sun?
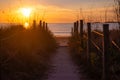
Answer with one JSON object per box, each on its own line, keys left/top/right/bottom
{"left": 24, "top": 22, "right": 29, "bottom": 29}
{"left": 20, "top": 8, "right": 32, "bottom": 17}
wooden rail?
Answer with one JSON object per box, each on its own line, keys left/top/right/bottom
{"left": 72, "top": 20, "right": 120, "bottom": 80}
{"left": 92, "top": 30, "right": 120, "bottom": 51}
{"left": 92, "top": 30, "right": 120, "bottom": 52}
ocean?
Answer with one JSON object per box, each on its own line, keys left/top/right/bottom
{"left": 0, "top": 23, "right": 119, "bottom": 37}
{"left": 48, "top": 23, "right": 119, "bottom": 37}
{"left": 48, "top": 23, "right": 73, "bottom": 37}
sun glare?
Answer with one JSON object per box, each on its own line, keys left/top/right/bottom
{"left": 24, "top": 22, "right": 29, "bottom": 29}
{"left": 20, "top": 8, "right": 32, "bottom": 17}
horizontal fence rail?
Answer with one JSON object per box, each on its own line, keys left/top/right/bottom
{"left": 90, "top": 40, "right": 103, "bottom": 55}
{"left": 92, "top": 30, "right": 104, "bottom": 37}
{"left": 112, "top": 40, "right": 120, "bottom": 52}
{"left": 72, "top": 20, "right": 120, "bottom": 80}
{"left": 92, "top": 30, "right": 120, "bottom": 52}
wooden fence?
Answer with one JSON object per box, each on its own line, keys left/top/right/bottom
{"left": 72, "top": 20, "right": 120, "bottom": 80}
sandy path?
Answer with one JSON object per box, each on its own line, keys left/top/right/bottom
{"left": 44, "top": 37, "right": 91, "bottom": 80}
{"left": 46, "top": 47, "right": 80, "bottom": 80}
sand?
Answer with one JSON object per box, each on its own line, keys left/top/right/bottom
{"left": 55, "top": 36, "right": 70, "bottom": 47}
{"left": 46, "top": 47, "right": 80, "bottom": 80}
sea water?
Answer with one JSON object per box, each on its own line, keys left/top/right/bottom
{"left": 48, "top": 23, "right": 73, "bottom": 37}
{"left": 0, "top": 23, "right": 119, "bottom": 37}
{"left": 48, "top": 23, "right": 119, "bottom": 37}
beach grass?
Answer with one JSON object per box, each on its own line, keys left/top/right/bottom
{"left": 68, "top": 29, "right": 120, "bottom": 80}
{"left": 0, "top": 25, "right": 57, "bottom": 80}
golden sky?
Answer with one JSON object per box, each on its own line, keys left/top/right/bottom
{"left": 0, "top": 0, "right": 115, "bottom": 23}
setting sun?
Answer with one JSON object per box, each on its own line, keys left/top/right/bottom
{"left": 20, "top": 8, "right": 32, "bottom": 17}
{"left": 24, "top": 22, "right": 29, "bottom": 29}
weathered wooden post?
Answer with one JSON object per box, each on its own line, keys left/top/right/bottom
{"left": 87, "top": 23, "right": 91, "bottom": 65}
{"left": 102, "top": 24, "right": 110, "bottom": 80}
{"left": 73, "top": 22, "right": 76, "bottom": 37}
{"left": 33, "top": 20, "right": 36, "bottom": 29}
{"left": 73, "top": 21, "right": 78, "bottom": 39}
{"left": 0, "top": 39, "right": 1, "bottom": 49}
{"left": 39, "top": 20, "right": 42, "bottom": 28}
{"left": 43, "top": 21, "right": 45, "bottom": 30}
{"left": 71, "top": 27, "right": 74, "bottom": 36}
{"left": 76, "top": 21, "right": 79, "bottom": 36}
{"left": 46, "top": 23, "right": 48, "bottom": 31}
{"left": 80, "top": 20, "right": 84, "bottom": 48}
{"left": 74, "top": 21, "right": 79, "bottom": 38}
{"left": 74, "top": 22, "right": 76, "bottom": 34}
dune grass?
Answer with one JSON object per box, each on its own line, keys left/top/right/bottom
{"left": 0, "top": 25, "right": 57, "bottom": 80}
{"left": 68, "top": 29, "right": 120, "bottom": 80}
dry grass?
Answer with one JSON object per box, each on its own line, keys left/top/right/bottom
{"left": 68, "top": 29, "right": 120, "bottom": 80}
{"left": 0, "top": 25, "right": 57, "bottom": 80}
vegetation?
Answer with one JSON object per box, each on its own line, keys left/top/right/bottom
{"left": 114, "top": 0, "right": 120, "bottom": 29}
{"left": 0, "top": 24, "right": 57, "bottom": 80}
{"left": 68, "top": 27, "right": 120, "bottom": 80}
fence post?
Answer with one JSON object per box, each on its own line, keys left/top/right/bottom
{"left": 73, "top": 21, "right": 79, "bottom": 39}
{"left": 102, "top": 24, "right": 110, "bottom": 80}
{"left": 74, "top": 22, "right": 77, "bottom": 36}
{"left": 76, "top": 21, "right": 79, "bottom": 35}
{"left": 33, "top": 20, "right": 36, "bottom": 29}
{"left": 76, "top": 21, "right": 79, "bottom": 38}
{"left": 87, "top": 23, "right": 91, "bottom": 65}
{"left": 71, "top": 27, "right": 74, "bottom": 36}
{"left": 43, "top": 21, "right": 45, "bottom": 30}
{"left": 0, "top": 39, "right": 1, "bottom": 49}
{"left": 39, "top": 20, "right": 42, "bottom": 28}
{"left": 74, "top": 22, "right": 76, "bottom": 33}
{"left": 46, "top": 23, "right": 48, "bottom": 31}
{"left": 80, "top": 20, "right": 83, "bottom": 48}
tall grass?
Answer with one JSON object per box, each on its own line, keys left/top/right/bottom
{"left": 68, "top": 29, "right": 120, "bottom": 80}
{"left": 0, "top": 25, "right": 57, "bottom": 80}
